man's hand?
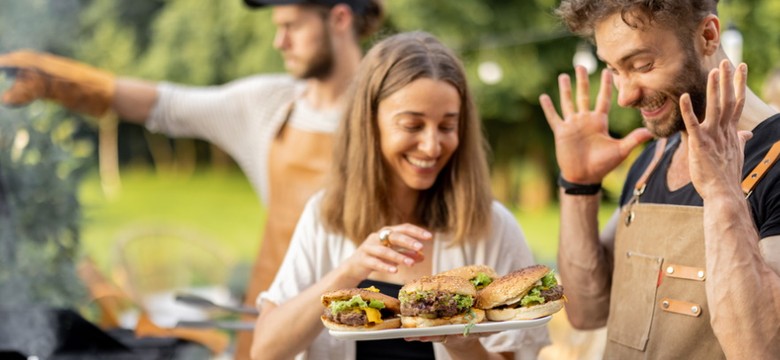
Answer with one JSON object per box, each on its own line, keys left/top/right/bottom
{"left": 539, "top": 66, "right": 653, "bottom": 184}
{"left": 680, "top": 60, "right": 751, "bottom": 200}
{"left": 0, "top": 50, "right": 115, "bottom": 117}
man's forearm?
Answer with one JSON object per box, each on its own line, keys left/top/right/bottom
{"left": 704, "top": 195, "right": 780, "bottom": 359}
{"left": 113, "top": 78, "right": 159, "bottom": 124}
{"left": 557, "top": 189, "right": 613, "bottom": 329}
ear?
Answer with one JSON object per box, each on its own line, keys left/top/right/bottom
{"left": 699, "top": 14, "right": 721, "bottom": 56}
{"left": 328, "top": 3, "right": 354, "bottom": 35}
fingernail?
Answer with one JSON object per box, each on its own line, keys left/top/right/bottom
{"left": 404, "top": 258, "right": 414, "bottom": 266}
{"left": 423, "top": 231, "right": 432, "bottom": 238}
{"left": 414, "top": 242, "right": 423, "bottom": 250}
{"left": 389, "top": 266, "right": 397, "bottom": 273}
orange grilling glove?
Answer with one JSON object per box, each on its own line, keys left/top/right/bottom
{"left": 0, "top": 50, "right": 115, "bottom": 117}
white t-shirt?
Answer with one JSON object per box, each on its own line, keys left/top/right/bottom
{"left": 259, "top": 192, "right": 551, "bottom": 360}
{"left": 145, "top": 74, "right": 342, "bottom": 205}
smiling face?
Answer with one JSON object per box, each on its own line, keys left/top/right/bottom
{"left": 377, "top": 78, "right": 461, "bottom": 197}
{"left": 595, "top": 12, "right": 708, "bottom": 137}
{"left": 272, "top": 5, "right": 334, "bottom": 79}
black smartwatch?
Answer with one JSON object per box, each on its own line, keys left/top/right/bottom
{"left": 558, "top": 175, "right": 602, "bottom": 195}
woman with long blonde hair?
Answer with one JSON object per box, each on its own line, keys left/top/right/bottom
{"left": 251, "top": 31, "right": 549, "bottom": 360}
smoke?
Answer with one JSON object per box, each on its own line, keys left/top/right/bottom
{"left": 0, "top": 1, "right": 93, "bottom": 355}
{"left": 0, "top": 0, "right": 84, "bottom": 53}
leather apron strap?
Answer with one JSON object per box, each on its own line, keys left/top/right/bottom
{"left": 741, "top": 140, "right": 780, "bottom": 198}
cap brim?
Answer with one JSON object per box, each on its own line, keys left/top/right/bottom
{"left": 243, "top": 0, "right": 305, "bottom": 8}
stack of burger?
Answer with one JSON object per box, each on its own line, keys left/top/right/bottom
{"left": 319, "top": 264, "right": 565, "bottom": 332}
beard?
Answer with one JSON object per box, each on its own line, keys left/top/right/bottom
{"left": 639, "top": 51, "right": 708, "bottom": 138}
{"left": 290, "top": 26, "right": 335, "bottom": 80}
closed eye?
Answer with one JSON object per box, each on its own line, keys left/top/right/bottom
{"left": 635, "top": 62, "right": 653, "bottom": 72}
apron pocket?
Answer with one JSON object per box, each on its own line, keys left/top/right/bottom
{"left": 607, "top": 251, "right": 663, "bottom": 351}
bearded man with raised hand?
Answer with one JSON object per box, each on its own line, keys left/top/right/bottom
{"left": 540, "top": 0, "right": 780, "bottom": 358}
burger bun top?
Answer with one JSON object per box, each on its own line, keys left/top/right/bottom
{"left": 400, "top": 275, "right": 476, "bottom": 297}
{"left": 437, "top": 265, "right": 498, "bottom": 281}
{"left": 477, "top": 264, "right": 550, "bottom": 309}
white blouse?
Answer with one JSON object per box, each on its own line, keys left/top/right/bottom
{"left": 259, "top": 192, "right": 551, "bottom": 360}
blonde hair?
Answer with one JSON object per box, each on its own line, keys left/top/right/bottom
{"left": 320, "top": 31, "right": 493, "bottom": 245}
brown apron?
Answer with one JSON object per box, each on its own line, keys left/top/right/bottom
{"left": 604, "top": 138, "right": 780, "bottom": 359}
{"left": 235, "top": 104, "right": 334, "bottom": 359}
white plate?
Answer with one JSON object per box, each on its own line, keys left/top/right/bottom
{"left": 329, "top": 316, "right": 551, "bottom": 341}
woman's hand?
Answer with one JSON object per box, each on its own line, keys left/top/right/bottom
{"left": 406, "top": 333, "right": 510, "bottom": 360}
{"left": 539, "top": 66, "right": 653, "bottom": 184}
{"left": 338, "top": 223, "right": 432, "bottom": 283}
{"left": 405, "top": 332, "right": 495, "bottom": 345}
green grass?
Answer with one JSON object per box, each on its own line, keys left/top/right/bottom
{"left": 515, "top": 204, "right": 617, "bottom": 266}
{"left": 78, "top": 167, "right": 265, "bottom": 273}
{"left": 78, "top": 168, "right": 617, "bottom": 273}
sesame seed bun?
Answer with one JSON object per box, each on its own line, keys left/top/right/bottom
{"left": 476, "top": 265, "right": 550, "bottom": 309}
{"left": 400, "top": 275, "right": 476, "bottom": 297}
{"left": 437, "top": 265, "right": 498, "bottom": 282}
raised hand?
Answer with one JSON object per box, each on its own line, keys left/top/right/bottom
{"left": 539, "top": 66, "right": 653, "bottom": 184}
{"left": 680, "top": 60, "right": 751, "bottom": 200}
{"left": 338, "top": 223, "right": 431, "bottom": 283}
{"left": 0, "top": 50, "right": 115, "bottom": 117}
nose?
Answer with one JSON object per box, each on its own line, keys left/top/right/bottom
{"left": 273, "top": 28, "right": 289, "bottom": 50}
{"left": 419, "top": 129, "right": 441, "bottom": 157}
{"left": 615, "top": 74, "right": 641, "bottom": 108}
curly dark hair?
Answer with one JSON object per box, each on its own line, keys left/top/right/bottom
{"left": 555, "top": 0, "right": 719, "bottom": 40}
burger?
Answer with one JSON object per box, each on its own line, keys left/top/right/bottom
{"left": 320, "top": 287, "right": 401, "bottom": 331}
{"left": 437, "top": 265, "right": 498, "bottom": 290}
{"left": 398, "top": 275, "right": 485, "bottom": 328}
{"left": 476, "top": 264, "right": 565, "bottom": 321}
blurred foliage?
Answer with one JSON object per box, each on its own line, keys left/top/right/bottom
{"left": 0, "top": 1, "right": 98, "bottom": 306}
{"left": 0, "top": 102, "right": 92, "bottom": 306}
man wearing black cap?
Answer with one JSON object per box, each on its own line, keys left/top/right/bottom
{"left": 0, "top": 1, "right": 384, "bottom": 359}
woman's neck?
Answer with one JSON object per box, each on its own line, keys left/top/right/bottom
{"left": 390, "top": 186, "right": 420, "bottom": 224}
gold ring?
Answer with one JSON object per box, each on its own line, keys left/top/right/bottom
{"left": 378, "top": 228, "right": 392, "bottom": 247}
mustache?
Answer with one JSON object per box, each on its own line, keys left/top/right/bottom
{"left": 631, "top": 92, "right": 673, "bottom": 110}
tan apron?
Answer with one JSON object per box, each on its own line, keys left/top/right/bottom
{"left": 604, "top": 138, "right": 780, "bottom": 359}
{"left": 235, "top": 104, "right": 334, "bottom": 359}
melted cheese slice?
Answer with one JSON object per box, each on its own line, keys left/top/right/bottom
{"left": 363, "top": 307, "right": 383, "bottom": 324}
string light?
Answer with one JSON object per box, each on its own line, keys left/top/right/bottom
{"left": 478, "top": 61, "right": 503, "bottom": 85}
{"left": 572, "top": 41, "right": 598, "bottom": 74}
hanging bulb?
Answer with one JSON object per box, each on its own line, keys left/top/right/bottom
{"left": 478, "top": 61, "right": 503, "bottom": 85}
{"left": 572, "top": 41, "right": 597, "bottom": 74}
